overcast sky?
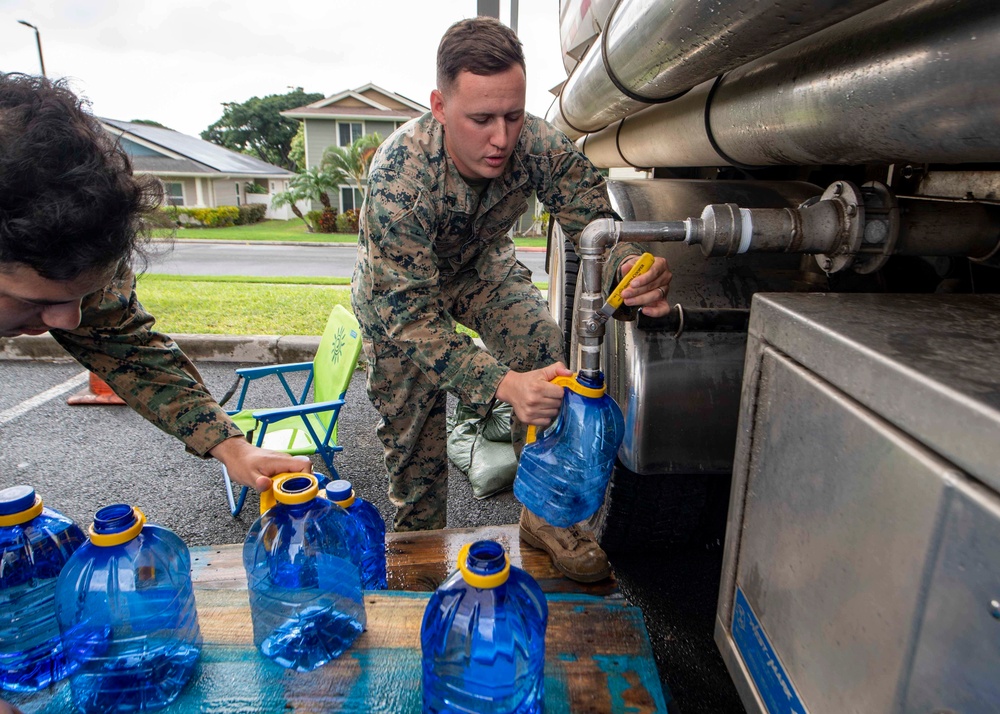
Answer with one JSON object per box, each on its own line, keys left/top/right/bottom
{"left": 1, "top": 0, "right": 566, "bottom": 138}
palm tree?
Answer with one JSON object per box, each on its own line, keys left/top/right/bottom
{"left": 321, "top": 133, "right": 383, "bottom": 202}
{"left": 291, "top": 166, "right": 345, "bottom": 210}
{"left": 271, "top": 185, "right": 312, "bottom": 231}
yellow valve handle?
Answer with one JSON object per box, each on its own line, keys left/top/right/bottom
{"left": 525, "top": 374, "right": 605, "bottom": 444}
{"left": 605, "top": 252, "right": 655, "bottom": 311}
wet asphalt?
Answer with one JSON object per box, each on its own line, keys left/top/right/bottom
{"left": 0, "top": 359, "right": 744, "bottom": 713}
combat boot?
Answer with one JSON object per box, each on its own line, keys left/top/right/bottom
{"left": 518, "top": 507, "right": 611, "bottom": 583}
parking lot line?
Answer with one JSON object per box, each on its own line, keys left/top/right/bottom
{"left": 0, "top": 371, "right": 89, "bottom": 425}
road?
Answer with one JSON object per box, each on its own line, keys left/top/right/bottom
{"left": 148, "top": 240, "right": 549, "bottom": 280}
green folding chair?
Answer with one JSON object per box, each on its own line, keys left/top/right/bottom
{"left": 220, "top": 304, "right": 363, "bottom": 516}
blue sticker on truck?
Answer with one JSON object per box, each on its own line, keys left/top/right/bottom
{"left": 732, "top": 586, "right": 808, "bottom": 714}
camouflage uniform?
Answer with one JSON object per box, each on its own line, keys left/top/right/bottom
{"left": 51, "top": 270, "right": 243, "bottom": 457}
{"left": 352, "top": 112, "right": 641, "bottom": 531}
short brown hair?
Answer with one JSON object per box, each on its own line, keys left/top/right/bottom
{"left": 436, "top": 17, "right": 525, "bottom": 93}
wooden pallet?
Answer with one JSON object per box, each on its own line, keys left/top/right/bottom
{"left": 9, "top": 525, "right": 668, "bottom": 713}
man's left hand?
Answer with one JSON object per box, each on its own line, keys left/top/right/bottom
{"left": 617, "top": 255, "right": 673, "bottom": 317}
{"left": 208, "top": 436, "right": 312, "bottom": 492}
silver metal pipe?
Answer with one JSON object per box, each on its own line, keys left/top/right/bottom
{"left": 576, "top": 219, "right": 619, "bottom": 375}
{"left": 575, "top": 219, "right": 690, "bottom": 375}
{"left": 579, "top": 0, "right": 1000, "bottom": 168}
{"left": 548, "top": 0, "right": 888, "bottom": 139}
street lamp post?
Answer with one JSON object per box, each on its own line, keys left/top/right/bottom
{"left": 17, "top": 20, "right": 46, "bottom": 77}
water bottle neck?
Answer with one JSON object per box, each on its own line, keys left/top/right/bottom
{"left": 0, "top": 485, "right": 43, "bottom": 527}
{"left": 89, "top": 505, "right": 146, "bottom": 547}
{"left": 325, "top": 480, "right": 356, "bottom": 508}
{"left": 458, "top": 541, "right": 510, "bottom": 589}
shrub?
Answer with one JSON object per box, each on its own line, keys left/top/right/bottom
{"left": 235, "top": 203, "right": 267, "bottom": 225}
{"left": 244, "top": 181, "right": 268, "bottom": 195}
{"left": 305, "top": 209, "right": 323, "bottom": 232}
{"left": 151, "top": 208, "right": 181, "bottom": 229}
{"left": 335, "top": 208, "right": 359, "bottom": 234}
{"left": 317, "top": 208, "right": 339, "bottom": 233}
{"left": 172, "top": 206, "right": 240, "bottom": 228}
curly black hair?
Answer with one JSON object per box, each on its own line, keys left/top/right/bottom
{"left": 0, "top": 72, "right": 162, "bottom": 281}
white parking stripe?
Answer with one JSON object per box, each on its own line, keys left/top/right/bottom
{"left": 0, "top": 371, "right": 90, "bottom": 425}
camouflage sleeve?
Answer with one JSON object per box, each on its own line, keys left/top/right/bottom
{"left": 49, "top": 270, "right": 243, "bottom": 457}
{"left": 360, "top": 168, "right": 509, "bottom": 405}
{"left": 530, "top": 117, "right": 644, "bottom": 320}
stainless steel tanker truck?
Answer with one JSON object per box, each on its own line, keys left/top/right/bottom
{"left": 546, "top": 1, "right": 1000, "bottom": 711}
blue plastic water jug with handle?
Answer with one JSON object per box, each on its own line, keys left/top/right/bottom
{"left": 325, "top": 480, "right": 387, "bottom": 590}
{"left": 0, "top": 485, "right": 86, "bottom": 693}
{"left": 514, "top": 371, "right": 625, "bottom": 527}
{"left": 421, "top": 539, "right": 547, "bottom": 713}
{"left": 54, "top": 504, "right": 202, "bottom": 713}
{"left": 244, "top": 472, "right": 367, "bottom": 672}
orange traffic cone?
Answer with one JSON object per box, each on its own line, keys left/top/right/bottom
{"left": 67, "top": 372, "right": 127, "bottom": 406}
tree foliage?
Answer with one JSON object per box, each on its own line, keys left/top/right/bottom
{"left": 321, "top": 133, "right": 383, "bottom": 200}
{"left": 271, "top": 185, "right": 312, "bottom": 231}
{"left": 291, "top": 167, "right": 346, "bottom": 210}
{"left": 201, "top": 87, "right": 322, "bottom": 170}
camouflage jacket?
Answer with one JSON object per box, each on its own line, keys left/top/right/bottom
{"left": 352, "top": 111, "right": 641, "bottom": 406}
{"left": 51, "top": 270, "right": 242, "bottom": 457}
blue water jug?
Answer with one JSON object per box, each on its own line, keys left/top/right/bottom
{"left": 55, "top": 504, "right": 202, "bottom": 713}
{"left": 514, "top": 372, "right": 625, "bottom": 527}
{"left": 325, "top": 480, "right": 387, "bottom": 590}
{"left": 421, "top": 540, "right": 547, "bottom": 713}
{"left": 0, "top": 486, "right": 85, "bottom": 692}
{"left": 244, "top": 473, "right": 366, "bottom": 672}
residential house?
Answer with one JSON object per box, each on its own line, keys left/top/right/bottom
{"left": 281, "top": 83, "right": 426, "bottom": 213}
{"left": 100, "top": 119, "right": 298, "bottom": 219}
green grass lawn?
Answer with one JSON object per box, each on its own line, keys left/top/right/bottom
{"left": 152, "top": 219, "right": 548, "bottom": 248}
{"left": 152, "top": 220, "right": 356, "bottom": 243}
{"left": 136, "top": 274, "right": 352, "bottom": 335}
{"left": 137, "top": 274, "right": 548, "bottom": 335}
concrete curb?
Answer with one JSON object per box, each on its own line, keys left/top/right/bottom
{"left": 158, "top": 238, "right": 548, "bottom": 252}
{"left": 0, "top": 333, "right": 320, "bottom": 364}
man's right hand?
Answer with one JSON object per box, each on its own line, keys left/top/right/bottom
{"left": 495, "top": 362, "right": 574, "bottom": 427}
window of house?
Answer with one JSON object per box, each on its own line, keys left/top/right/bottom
{"left": 341, "top": 187, "right": 363, "bottom": 212}
{"left": 164, "top": 181, "right": 184, "bottom": 206}
{"left": 339, "top": 122, "right": 363, "bottom": 147}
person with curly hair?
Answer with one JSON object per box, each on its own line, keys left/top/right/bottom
{"left": 0, "top": 72, "right": 310, "bottom": 494}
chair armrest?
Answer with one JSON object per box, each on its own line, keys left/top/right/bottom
{"left": 250, "top": 399, "right": 346, "bottom": 422}
{"left": 235, "top": 362, "right": 313, "bottom": 379}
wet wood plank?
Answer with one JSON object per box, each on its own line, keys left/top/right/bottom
{"left": 12, "top": 590, "right": 667, "bottom": 714}
{"left": 189, "top": 523, "right": 618, "bottom": 596}
{"left": 11, "top": 525, "right": 664, "bottom": 713}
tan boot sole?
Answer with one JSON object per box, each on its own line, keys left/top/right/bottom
{"left": 519, "top": 525, "right": 612, "bottom": 584}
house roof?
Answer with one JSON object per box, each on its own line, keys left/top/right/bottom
{"left": 281, "top": 83, "right": 426, "bottom": 122}
{"left": 101, "top": 118, "right": 295, "bottom": 177}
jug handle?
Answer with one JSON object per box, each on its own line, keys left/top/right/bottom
{"left": 258, "top": 472, "right": 305, "bottom": 514}
{"left": 525, "top": 374, "right": 602, "bottom": 444}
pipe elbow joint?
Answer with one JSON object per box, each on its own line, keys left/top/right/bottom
{"left": 580, "top": 218, "right": 619, "bottom": 256}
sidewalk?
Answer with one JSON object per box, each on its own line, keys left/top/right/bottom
{"left": 0, "top": 333, "right": 321, "bottom": 364}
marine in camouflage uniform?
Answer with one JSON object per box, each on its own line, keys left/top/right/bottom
{"left": 352, "top": 111, "right": 642, "bottom": 531}
{"left": 1, "top": 71, "right": 307, "bottom": 494}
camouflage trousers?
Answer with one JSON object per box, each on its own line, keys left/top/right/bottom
{"left": 361, "top": 260, "right": 565, "bottom": 531}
